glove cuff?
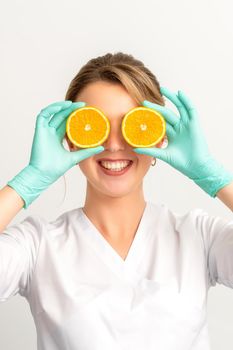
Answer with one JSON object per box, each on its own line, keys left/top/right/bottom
{"left": 191, "top": 157, "right": 233, "bottom": 197}
{"left": 7, "top": 165, "right": 51, "bottom": 209}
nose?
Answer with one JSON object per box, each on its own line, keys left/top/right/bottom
{"left": 102, "top": 120, "right": 127, "bottom": 152}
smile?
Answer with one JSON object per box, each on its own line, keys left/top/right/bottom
{"left": 97, "top": 160, "right": 133, "bottom": 176}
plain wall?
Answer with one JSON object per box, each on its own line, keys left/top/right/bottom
{"left": 1, "top": 0, "right": 233, "bottom": 348}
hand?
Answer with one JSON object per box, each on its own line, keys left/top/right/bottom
{"left": 7, "top": 101, "right": 105, "bottom": 208}
{"left": 29, "top": 100, "right": 104, "bottom": 180}
{"left": 133, "top": 87, "right": 233, "bottom": 197}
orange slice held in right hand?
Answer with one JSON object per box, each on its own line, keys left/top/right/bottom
{"left": 66, "top": 106, "right": 110, "bottom": 148}
{"left": 121, "top": 106, "right": 166, "bottom": 148}
{"left": 66, "top": 105, "right": 166, "bottom": 148}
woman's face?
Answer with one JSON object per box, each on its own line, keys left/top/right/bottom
{"left": 65, "top": 81, "right": 164, "bottom": 198}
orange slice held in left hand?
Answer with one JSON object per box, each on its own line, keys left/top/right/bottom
{"left": 121, "top": 106, "right": 166, "bottom": 148}
{"left": 66, "top": 105, "right": 166, "bottom": 148}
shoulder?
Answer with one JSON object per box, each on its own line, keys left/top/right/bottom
{"left": 3, "top": 214, "right": 45, "bottom": 242}
{"left": 2, "top": 207, "right": 82, "bottom": 243}
{"left": 150, "top": 201, "right": 233, "bottom": 241}
{"left": 148, "top": 200, "right": 215, "bottom": 230}
{"left": 41, "top": 207, "right": 83, "bottom": 240}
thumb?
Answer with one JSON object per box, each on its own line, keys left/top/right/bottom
{"left": 71, "top": 146, "right": 105, "bottom": 165}
{"left": 134, "top": 147, "right": 169, "bottom": 163}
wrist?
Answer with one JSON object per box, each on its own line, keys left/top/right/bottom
{"left": 7, "top": 165, "right": 51, "bottom": 209}
{"left": 190, "top": 157, "right": 233, "bottom": 197}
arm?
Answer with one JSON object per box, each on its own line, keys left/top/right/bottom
{"left": 216, "top": 181, "right": 233, "bottom": 212}
{"left": 0, "top": 185, "right": 24, "bottom": 233}
{"left": 1, "top": 101, "right": 105, "bottom": 233}
{"left": 0, "top": 214, "right": 42, "bottom": 301}
{"left": 196, "top": 208, "right": 233, "bottom": 289}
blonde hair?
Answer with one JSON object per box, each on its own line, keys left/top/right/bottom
{"left": 59, "top": 52, "right": 164, "bottom": 207}
{"left": 65, "top": 52, "right": 165, "bottom": 105}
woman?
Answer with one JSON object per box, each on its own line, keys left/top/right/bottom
{"left": 1, "top": 52, "right": 233, "bottom": 349}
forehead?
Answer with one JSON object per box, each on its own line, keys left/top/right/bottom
{"left": 75, "top": 81, "right": 139, "bottom": 119}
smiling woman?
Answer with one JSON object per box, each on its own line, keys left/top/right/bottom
{"left": 2, "top": 51, "right": 233, "bottom": 350}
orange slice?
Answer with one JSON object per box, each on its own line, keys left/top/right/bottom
{"left": 121, "top": 106, "right": 166, "bottom": 147}
{"left": 66, "top": 106, "right": 110, "bottom": 148}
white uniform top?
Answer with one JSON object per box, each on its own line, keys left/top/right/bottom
{"left": 0, "top": 201, "right": 233, "bottom": 350}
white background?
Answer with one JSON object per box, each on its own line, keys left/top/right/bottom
{"left": 1, "top": 0, "right": 233, "bottom": 348}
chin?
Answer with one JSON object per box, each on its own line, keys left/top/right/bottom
{"left": 86, "top": 176, "right": 140, "bottom": 198}
{"left": 97, "top": 181, "right": 137, "bottom": 196}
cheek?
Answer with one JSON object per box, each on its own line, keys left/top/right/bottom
{"left": 78, "top": 159, "right": 90, "bottom": 170}
{"left": 137, "top": 154, "right": 152, "bottom": 168}
{"left": 78, "top": 157, "right": 97, "bottom": 177}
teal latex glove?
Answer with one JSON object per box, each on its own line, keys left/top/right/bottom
{"left": 133, "top": 87, "right": 233, "bottom": 197}
{"left": 7, "top": 101, "right": 105, "bottom": 209}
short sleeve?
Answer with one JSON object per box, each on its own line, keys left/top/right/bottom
{"left": 194, "top": 209, "right": 233, "bottom": 288}
{"left": 0, "top": 215, "right": 43, "bottom": 301}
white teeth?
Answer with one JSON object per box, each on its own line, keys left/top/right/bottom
{"left": 100, "top": 161, "right": 131, "bottom": 170}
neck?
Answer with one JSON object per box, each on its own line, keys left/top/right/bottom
{"left": 82, "top": 182, "right": 146, "bottom": 241}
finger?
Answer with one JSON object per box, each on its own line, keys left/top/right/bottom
{"left": 47, "top": 100, "right": 73, "bottom": 108}
{"left": 38, "top": 100, "right": 73, "bottom": 120}
{"left": 70, "top": 146, "right": 105, "bottom": 165}
{"left": 36, "top": 105, "right": 65, "bottom": 128}
{"left": 142, "top": 100, "right": 180, "bottom": 127}
{"left": 133, "top": 147, "right": 169, "bottom": 163}
{"left": 56, "top": 103, "right": 86, "bottom": 141}
{"left": 164, "top": 123, "right": 176, "bottom": 140}
{"left": 177, "top": 90, "right": 198, "bottom": 121}
{"left": 49, "top": 101, "right": 86, "bottom": 129}
{"left": 57, "top": 118, "right": 69, "bottom": 141}
{"left": 160, "top": 87, "right": 189, "bottom": 124}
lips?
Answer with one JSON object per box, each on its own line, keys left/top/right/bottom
{"left": 97, "top": 160, "right": 133, "bottom": 176}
